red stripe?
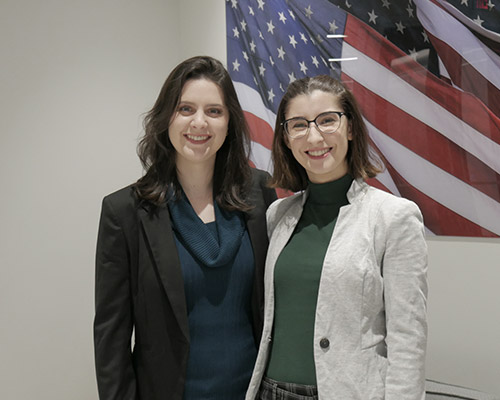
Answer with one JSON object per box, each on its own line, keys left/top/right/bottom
{"left": 426, "top": 31, "right": 500, "bottom": 116}
{"left": 386, "top": 162, "right": 498, "bottom": 237}
{"left": 365, "top": 177, "right": 391, "bottom": 193}
{"left": 243, "top": 111, "right": 273, "bottom": 149}
{"left": 344, "top": 14, "right": 500, "bottom": 146}
{"left": 367, "top": 140, "right": 498, "bottom": 237}
{"left": 428, "top": 0, "right": 500, "bottom": 57}
{"left": 342, "top": 72, "right": 500, "bottom": 203}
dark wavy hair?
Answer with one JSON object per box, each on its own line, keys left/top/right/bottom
{"left": 134, "top": 56, "right": 252, "bottom": 211}
{"left": 270, "top": 75, "right": 382, "bottom": 192}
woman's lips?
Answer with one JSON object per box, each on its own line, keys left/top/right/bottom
{"left": 306, "top": 147, "right": 332, "bottom": 159}
{"left": 184, "top": 134, "right": 211, "bottom": 144}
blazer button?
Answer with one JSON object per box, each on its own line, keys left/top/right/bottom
{"left": 319, "top": 338, "right": 330, "bottom": 349}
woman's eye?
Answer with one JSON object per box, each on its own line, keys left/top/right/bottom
{"left": 207, "top": 108, "right": 223, "bottom": 116}
{"left": 178, "top": 105, "right": 193, "bottom": 114}
{"left": 291, "top": 120, "right": 308, "bottom": 130}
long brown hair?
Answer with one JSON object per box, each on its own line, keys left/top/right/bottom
{"left": 134, "top": 56, "right": 252, "bottom": 211}
{"left": 271, "top": 75, "right": 382, "bottom": 192}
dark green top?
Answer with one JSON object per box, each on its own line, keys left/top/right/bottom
{"left": 266, "top": 174, "right": 353, "bottom": 385}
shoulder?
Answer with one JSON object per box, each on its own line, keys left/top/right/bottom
{"left": 359, "top": 183, "right": 424, "bottom": 228}
{"left": 101, "top": 184, "right": 144, "bottom": 219}
{"left": 266, "top": 191, "right": 304, "bottom": 233}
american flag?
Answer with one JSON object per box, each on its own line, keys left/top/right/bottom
{"left": 226, "top": 0, "right": 500, "bottom": 237}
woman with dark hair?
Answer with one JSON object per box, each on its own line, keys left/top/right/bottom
{"left": 246, "top": 75, "right": 428, "bottom": 400}
{"left": 94, "top": 56, "right": 276, "bottom": 400}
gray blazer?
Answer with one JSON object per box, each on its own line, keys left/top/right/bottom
{"left": 246, "top": 179, "right": 428, "bottom": 400}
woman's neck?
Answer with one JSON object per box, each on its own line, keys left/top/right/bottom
{"left": 176, "top": 160, "right": 216, "bottom": 223}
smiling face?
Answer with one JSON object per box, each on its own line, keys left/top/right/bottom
{"left": 285, "top": 89, "right": 352, "bottom": 184}
{"left": 168, "top": 78, "right": 229, "bottom": 171}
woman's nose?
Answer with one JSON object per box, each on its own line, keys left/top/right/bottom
{"left": 190, "top": 111, "right": 207, "bottom": 129}
{"left": 306, "top": 123, "right": 323, "bottom": 143}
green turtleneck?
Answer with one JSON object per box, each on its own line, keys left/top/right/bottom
{"left": 266, "top": 174, "right": 353, "bottom": 385}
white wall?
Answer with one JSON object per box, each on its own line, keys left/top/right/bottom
{"left": 0, "top": 0, "right": 183, "bottom": 398}
{"left": 1, "top": 0, "right": 499, "bottom": 398}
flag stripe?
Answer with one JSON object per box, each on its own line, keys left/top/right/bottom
{"left": 424, "top": 31, "right": 500, "bottom": 117}
{"left": 342, "top": 14, "right": 500, "bottom": 147}
{"left": 341, "top": 41, "right": 500, "bottom": 175}
{"left": 366, "top": 119, "right": 500, "bottom": 236}
{"left": 385, "top": 162, "right": 498, "bottom": 237}
{"left": 345, "top": 74, "right": 500, "bottom": 203}
{"left": 244, "top": 111, "right": 274, "bottom": 149}
{"left": 432, "top": 0, "right": 500, "bottom": 56}
{"left": 416, "top": 0, "right": 500, "bottom": 89}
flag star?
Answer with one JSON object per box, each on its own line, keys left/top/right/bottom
{"left": 278, "top": 11, "right": 287, "bottom": 24}
{"left": 395, "top": 21, "right": 406, "bottom": 34}
{"left": 316, "top": 34, "right": 324, "bottom": 43}
{"left": 259, "top": 31, "right": 264, "bottom": 40}
{"left": 277, "top": 46, "right": 286, "bottom": 60}
{"left": 268, "top": 88, "right": 275, "bottom": 103}
{"left": 250, "top": 40, "right": 257, "bottom": 53}
{"left": 288, "top": 10, "right": 296, "bottom": 20}
{"left": 269, "top": 56, "right": 275, "bottom": 66}
{"left": 382, "top": 0, "right": 390, "bottom": 9}
{"left": 299, "top": 32, "right": 308, "bottom": 44}
{"left": 240, "top": 20, "right": 247, "bottom": 32}
{"left": 233, "top": 27, "right": 240, "bottom": 38}
{"left": 232, "top": 59, "right": 240, "bottom": 71}
{"left": 267, "top": 20, "right": 275, "bottom": 34}
{"left": 305, "top": 5, "right": 313, "bottom": 19}
{"left": 473, "top": 15, "right": 484, "bottom": 26}
{"left": 421, "top": 30, "right": 429, "bottom": 43}
{"left": 406, "top": 4, "right": 414, "bottom": 17}
{"left": 345, "top": 0, "right": 352, "bottom": 8}
{"left": 311, "top": 56, "right": 320, "bottom": 68}
{"left": 231, "top": 0, "right": 237, "bottom": 9}
{"left": 288, "top": 72, "right": 297, "bottom": 83}
{"left": 460, "top": 0, "right": 468, "bottom": 5}
{"left": 329, "top": 19, "right": 339, "bottom": 33}
{"left": 488, "top": 0, "right": 494, "bottom": 9}
{"left": 409, "top": 48, "right": 418, "bottom": 60}
{"left": 242, "top": 51, "right": 249, "bottom": 62}
{"left": 299, "top": 61, "right": 308, "bottom": 74}
{"left": 257, "top": 0, "right": 265, "bottom": 10}
{"left": 259, "top": 63, "right": 266, "bottom": 76}
{"left": 289, "top": 34, "right": 298, "bottom": 48}
{"left": 248, "top": 6, "right": 255, "bottom": 15}
{"left": 368, "top": 10, "right": 378, "bottom": 24}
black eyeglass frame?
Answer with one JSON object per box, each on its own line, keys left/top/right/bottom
{"left": 282, "top": 111, "right": 348, "bottom": 138}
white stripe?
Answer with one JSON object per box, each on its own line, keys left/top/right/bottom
{"left": 249, "top": 141, "right": 273, "bottom": 173}
{"left": 367, "top": 119, "right": 500, "bottom": 235}
{"left": 414, "top": 0, "right": 500, "bottom": 89}
{"left": 341, "top": 42, "right": 500, "bottom": 175}
{"left": 234, "top": 82, "right": 277, "bottom": 128}
{"left": 433, "top": 0, "right": 500, "bottom": 43}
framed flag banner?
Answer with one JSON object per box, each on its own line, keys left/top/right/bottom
{"left": 226, "top": 0, "right": 500, "bottom": 237}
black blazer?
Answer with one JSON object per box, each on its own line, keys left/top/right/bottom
{"left": 94, "top": 169, "right": 277, "bottom": 400}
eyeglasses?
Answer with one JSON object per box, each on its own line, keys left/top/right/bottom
{"left": 282, "top": 111, "right": 348, "bottom": 139}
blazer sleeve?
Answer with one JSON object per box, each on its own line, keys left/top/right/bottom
{"left": 94, "top": 196, "right": 138, "bottom": 400}
{"left": 382, "top": 200, "right": 428, "bottom": 400}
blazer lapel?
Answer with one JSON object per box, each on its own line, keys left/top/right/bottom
{"left": 139, "top": 206, "right": 189, "bottom": 341}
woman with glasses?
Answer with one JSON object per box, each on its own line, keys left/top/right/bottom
{"left": 94, "top": 56, "right": 277, "bottom": 400}
{"left": 246, "top": 75, "right": 428, "bottom": 400}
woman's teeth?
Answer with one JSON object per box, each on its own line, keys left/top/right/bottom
{"left": 186, "top": 135, "right": 209, "bottom": 141}
{"left": 308, "top": 149, "right": 329, "bottom": 156}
